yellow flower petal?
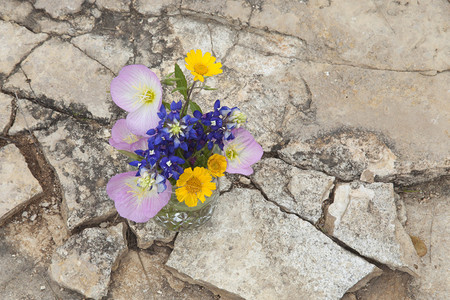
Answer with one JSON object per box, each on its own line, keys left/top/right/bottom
{"left": 184, "top": 49, "right": 222, "bottom": 81}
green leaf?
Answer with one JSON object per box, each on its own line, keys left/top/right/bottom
{"left": 174, "top": 63, "right": 188, "bottom": 99}
{"left": 203, "top": 85, "right": 217, "bottom": 90}
{"left": 171, "top": 86, "right": 187, "bottom": 94}
{"left": 161, "top": 78, "right": 175, "bottom": 86}
{"left": 117, "top": 150, "right": 144, "bottom": 162}
{"left": 162, "top": 101, "right": 171, "bottom": 110}
{"left": 189, "top": 101, "right": 203, "bottom": 114}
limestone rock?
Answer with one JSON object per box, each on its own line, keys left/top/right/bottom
{"left": 219, "top": 175, "right": 232, "bottom": 192}
{"left": 166, "top": 188, "right": 381, "bottom": 300}
{"left": 0, "top": 144, "right": 43, "bottom": 226}
{"left": 324, "top": 182, "right": 420, "bottom": 275}
{"left": 35, "top": 17, "right": 75, "bottom": 35}
{"left": 34, "top": 0, "right": 85, "bottom": 19}
{"left": 71, "top": 34, "right": 134, "bottom": 74}
{"left": 9, "top": 99, "right": 59, "bottom": 134}
{"left": 0, "top": 0, "right": 34, "bottom": 23}
{"left": 17, "top": 38, "right": 114, "bottom": 121}
{"left": 49, "top": 223, "right": 128, "bottom": 300}
{"left": 134, "top": 0, "right": 180, "bottom": 15}
{"left": 252, "top": 158, "right": 335, "bottom": 223}
{"left": 128, "top": 219, "right": 176, "bottom": 249}
{"left": 95, "top": 0, "right": 131, "bottom": 12}
{"left": 2, "top": 69, "right": 33, "bottom": 98}
{"left": 0, "top": 93, "right": 13, "bottom": 132}
{"left": 181, "top": 0, "right": 252, "bottom": 24}
{"left": 402, "top": 178, "right": 450, "bottom": 300}
{"left": 279, "top": 131, "right": 397, "bottom": 181}
{"left": 109, "top": 250, "right": 217, "bottom": 299}
{"left": 34, "top": 119, "right": 129, "bottom": 231}
{"left": 250, "top": 0, "right": 449, "bottom": 71}
{"left": 0, "top": 21, "right": 47, "bottom": 75}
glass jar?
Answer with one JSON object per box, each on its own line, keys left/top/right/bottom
{"left": 153, "top": 178, "right": 220, "bottom": 231}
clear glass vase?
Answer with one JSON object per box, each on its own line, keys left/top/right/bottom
{"left": 153, "top": 178, "right": 220, "bottom": 231}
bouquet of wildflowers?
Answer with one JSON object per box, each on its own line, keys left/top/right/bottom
{"left": 106, "top": 50, "right": 263, "bottom": 225}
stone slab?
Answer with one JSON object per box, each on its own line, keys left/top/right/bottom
{"left": 166, "top": 188, "right": 381, "bottom": 300}
{"left": 95, "top": 0, "right": 131, "bottom": 12}
{"left": 0, "top": 92, "right": 13, "bottom": 132}
{"left": 49, "top": 223, "right": 128, "bottom": 300}
{"left": 34, "top": 0, "right": 85, "bottom": 19}
{"left": 9, "top": 98, "right": 58, "bottom": 134}
{"left": 324, "top": 182, "right": 420, "bottom": 275}
{"left": 18, "top": 38, "right": 115, "bottom": 121}
{"left": 252, "top": 158, "right": 335, "bottom": 223}
{"left": 128, "top": 219, "right": 176, "bottom": 249}
{"left": 34, "top": 118, "right": 129, "bottom": 231}
{"left": 0, "top": 144, "right": 43, "bottom": 226}
{"left": 0, "top": 21, "right": 47, "bottom": 75}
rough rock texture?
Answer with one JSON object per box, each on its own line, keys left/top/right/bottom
{"left": 109, "top": 250, "right": 217, "bottom": 299}
{"left": 219, "top": 175, "right": 232, "bottom": 192}
{"left": 402, "top": 178, "right": 450, "bottom": 300}
{"left": 0, "top": 92, "right": 12, "bottom": 132}
{"left": 0, "top": 21, "right": 47, "bottom": 75}
{"left": 0, "top": 144, "right": 43, "bottom": 226}
{"left": 324, "top": 182, "right": 420, "bottom": 275}
{"left": 35, "top": 119, "right": 129, "bottom": 231}
{"left": 279, "top": 131, "right": 397, "bottom": 181}
{"left": 95, "top": 0, "right": 131, "bottom": 12}
{"left": 13, "top": 38, "right": 115, "bottom": 121}
{"left": 166, "top": 188, "right": 381, "bottom": 300}
{"left": 34, "top": 0, "right": 85, "bottom": 19}
{"left": 0, "top": 0, "right": 34, "bottom": 23}
{"left": 181, "top": 0, "right": 252, "bottom": 24}
{"left": 128, "top": 219, "right": 176, "bottom": 249}
{"left": 9, "top": 98, "right": 59, "bottom": 134}
{"left": 49, "top": 223, "right": 128, "bottom": 300}
{"left": 252, "top": 158, "right": 335, "bottom": 223}
{"left": 134, "top": 0, "right": 180, "bottom": 15}
{"left": 71, "top": 34, "right": 134, "bottom": 74}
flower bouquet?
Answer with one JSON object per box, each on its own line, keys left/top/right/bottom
{"left": 106, "top": 50, "right": 263, "bottom": 231}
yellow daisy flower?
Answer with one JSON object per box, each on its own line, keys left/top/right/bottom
{"left": 207, "top": 154, "right": 227, "bottom": 178}
{"left": 185, "top": 49, "right": 223, "bottom": 82}
{"left": 176, "top": 167, "right": 217, "bottom": 207}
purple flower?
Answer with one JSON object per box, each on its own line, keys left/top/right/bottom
{"left": 110, "top": 65, "right": 162, "bottom": 136}
{"left": 106, "top": 170, "right": 172, "bottom": 222}
{"left": 223, "top": 128, "right": 263, "bottom": 175}
{"left": 109, "top": 119, "right": 148, "bottom": 152}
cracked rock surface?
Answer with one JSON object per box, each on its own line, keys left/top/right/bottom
{"left": 0, "top": 0, "right": 449, "bottom": 299}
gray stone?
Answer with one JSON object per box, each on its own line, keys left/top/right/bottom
{"left": 109, "top": 250, "right": 217, "bottom": 299}
{"left": 279, "top": 131, "right": 397, "bottom": 181}
{"left": 95, "top": 0, "right": 131, "bottom": 12}
{"left": 252, "top": 158, "right": 335, "bottom": 223}
{"left": 34, "top": 119, "right": 129, "bottom": 231}
{"left": 9, "top": 98, "right": 59, "bottom": 134}
{"left": 0, "top": 92, "right": 13, "bottom": 132}
{"left": 49, "top": 223, "right": 128, "bottom": 300}
{"left": 128, "top": 219, "right": 176, "bottom": 249}
{"left": 68, "top": 15, "right": 96, "bottom": 34}
{"left": 0, "top": 21, "right": 47, "bottom": 75}
{"left": 402, "top": 179, "right": 450, "bottom": 300}
{"left": 134, "top": 0, "right": 180, "bottom": 15}
{"left": 71, "top": 34, "right": 134, "bottom": 74}
{"left": 181, "top": 0, "right": 252, "bottom": 24}
{"left": 2, "top": 69, "right": 33, "bottom": 98}
{"left": 324, "top": 182, "right": 420, "bottom": 275}
{"left": 35, "top": 17, "right": 75, "bottom": 35}
{"left": 34, "top": 0, "right": 85, "bottom": 19}
{"left": 250, "top": 0, "right": 449, "bottom": 71}
{"left": 166, "top": 188, "right": 381, "bottom": 300}
{"left": 18, "top": 38, "right": 115, "bottom": 121}
{"left": 0, "top": 144, "right": 43, "bottom": 226}
{"left": 0, "top": 0, "right": 34, "bottom": 23}
{"left": 218, "top": 175, "right": 232, "bottom": 192}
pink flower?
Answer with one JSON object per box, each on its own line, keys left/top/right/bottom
{"left": 106, "top": 171, "right": 171, "bottom": 222}
{"left": 109, "top": 119, "right": 148, "bottom": 152}
{"left": 223, "top": 128, "right": 263, "bottom": 176}
{"left": 110, "top": 65, "right": 162, "bottom": 135}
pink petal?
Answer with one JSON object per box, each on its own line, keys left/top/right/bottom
{"left": 126, "top": 101, "right": 161, "bottom": 136}
{"left": 106, "top": 172, "right": 172, "bottom": 222}
{"left": 131, "top": 136, "right": 149, "bottom": 152}
{"left": 225, "top": 128, "right": 263, "bottom": 175}
{"left": 110, "top": 65, "right": 162, "bottom": 113}
{"left": 109, "top": 119, "right": 134, "bottom": 151}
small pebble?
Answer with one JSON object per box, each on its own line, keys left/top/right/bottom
{"left": 30, "top": 214, "right": 37, "bottom": 221}
{"left": 40, "top": 285, "right": 46, "bottom": 290}
{"left": 22, "top": 211, "right": 28, "bottom": 218}
{"left": 99, "top": 222, "right": 108, "bottom": 228}
{"left": 239, "top": 176, "right": 251, "bottom": 185}
{"left": 40, "top": 202, "right": 50, "bottom": 208}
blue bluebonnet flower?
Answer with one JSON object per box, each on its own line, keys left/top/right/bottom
{"left": 159, "top": 155, "right": 185, "bottom": 180}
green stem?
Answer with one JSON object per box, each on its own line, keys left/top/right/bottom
{"left": 181, "top": 81, "right": 197, "bottom": 117}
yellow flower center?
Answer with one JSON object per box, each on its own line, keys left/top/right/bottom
{"left": 123, "top": 133, "right": 139, "bottom": 144}
{"left": 226, "top": 145, "right": 238, "bottom": 160}
{"left": 185, "top": 176, "right": 202, "bottom": 194}
{"left": 194, "top": 63, "right": 208, "bottom": 75}
{"left": 140, "top": 89, "right": 156, "bottom": 104}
